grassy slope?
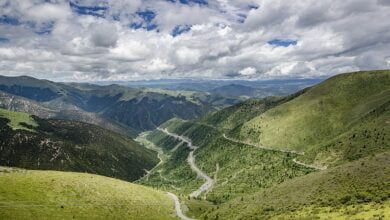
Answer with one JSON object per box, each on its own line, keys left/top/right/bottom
{"left": 141, "top": 71, "right": 390, "bottom": 218}
{"left": 201, "top": 89, "right": 307, "bottom": 131}
{"left": 0, "top": 108, "right": 158, "bottom": 182}
{"left": 235, "top": 70, "right": 390, "bottom": 165}
{"left": 140, "top": 118, "right": 313, "bottom": 204}
{"left": 0, "top": 108, "right": 37, "bottom": 131}
{"left": 0, "top": 75, "right": 216, "bottom": 134}
{"left": 203, "top": 152, "right": 390, "bottom": 220}
{"left": 300, "top": 98, "right": 390, "bottom": 167}
{"left": 0, "top": 169, "right": 175, "bottom": 220}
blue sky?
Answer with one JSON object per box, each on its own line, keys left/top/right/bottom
{"left": 0, "top": 0, "right": 389, "bottom": 81}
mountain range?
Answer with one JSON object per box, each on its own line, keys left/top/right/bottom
{"left": 0, "top": 70, "right": 389, "bottom": 219}
{"left": 0, "top": 75, "right": 244, "bottom": 137}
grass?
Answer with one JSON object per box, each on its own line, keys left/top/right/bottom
{"left": 0, "top": 108, "right": 37, "bottom": 131}
{"left": 141, "top": 119, "right": 314, "bottom": 204}
{"left": 271, "top": 202, "right": 390, "bottom": 220}
{"left": 0, "top": 169, "right": 175, "bottom": 220}
{"left": 200, "top": 90, "right": 306, "bottom": 131}
{"left": 203, "top": 152, "right": 390, "bottom": 219}
{"left": 0, "top": 108, "right": 159, "bottom": 182}
{"left": 140, "top": 71, "right": 390, "bottom": 219}
{"left": 234, "top": 70, "right": 390, "bottom": 166}
{"left": 298, "top": 98, "right": 390, "bottom": 167}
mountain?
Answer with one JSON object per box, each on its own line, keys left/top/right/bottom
{"left": 0, "top": 91, "right": 137, "bottom": 137}
{"left": 200, "top": 89, "right": 308, "bottom": 130}
{"left": 0, "top": 75, "right": 239, "bottom": 134}
{"left": 232, "top": 70, "right": 390, "bottom": 167}
{"left": 0, "top": 108, "right": 158, "bottom": 181}
{"left": 204, "top": 152, "right": 390, "bottom": 219}
{"left": 138, "top": 70, "right": 390, "bottom": 219}
{"left": 0, "top": 168, "right": 175, "bottom": 219}
{"left": 113, "top": 78, "right": 322, "bottom": 97}
{"left": 209, "top": 84, "right": 258, "bottom": 97}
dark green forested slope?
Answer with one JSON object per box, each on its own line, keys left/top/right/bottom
{"left": 0, "top": 108, "right": 158, "bottom": 181}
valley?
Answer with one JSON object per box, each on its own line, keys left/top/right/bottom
{"left": 1, "top": 1, "right": 389, "bottom": 219}
{"left": 138, "top": 70, "right": 390, "bottom": 219}
{"left": 0, "top": 70, "right": 389, "bottom": 220}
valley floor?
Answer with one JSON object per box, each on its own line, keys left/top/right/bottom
{"left": 137, "top": 117, "right": 390, "bottom": 220}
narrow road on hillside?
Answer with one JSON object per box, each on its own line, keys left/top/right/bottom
{"left": 135, "top": 132, "right": 166, "bottom": 181}
{"left": 292, "top": 158, "right": 327, "bottom": 170}
{"left": 157, "top": 127, "right": 215, "bottom": 197}
{"left": 222, "top": 134, "right": 304, "bottom": 155}
{"left": 167, "top": 192, "right": 194, "bottom": 220}
{"left": 222, "top": 134, "right": 327, "bottom": 170}
{"left": 135, "top": 132, "right": 195, "bottom": 220}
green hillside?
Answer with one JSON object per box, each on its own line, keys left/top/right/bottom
{"left": 139, "top": 70, "right": 390, "bottom": 219}
{"left": 200, "top": 89, "right": 307, "bottom": 130}
{"left": 234, "top": 70, "right": 390, "bottom": 166}
{"left": 0, "top": 75, "right": 240, "bottom": 134}
{"left": 140, "top": 119, "right": 313, "bottom": 205}
{"left": 0, "top": 168, "right": 175, "bottom": 220}
{"left": 0, "top": 108, "right": 158, "bottom": 181}
{"left": 203, "top": 152, "right": 390, "bottom": 219}
{"left": 0, "top": 108, "right": 37, "bottom": 131}
{"left": 0, "top": 91, "right": 137, "bottom": 137}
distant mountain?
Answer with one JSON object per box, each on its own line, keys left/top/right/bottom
{"left": 0, "top": 108, "right": 158, "bottom": 181}
{"left": 0, "top": 75, "right": 240, "bottom": 134}
{"left": 112, "top": 78, "right": 322, "bottom": 98}
{"left": 209, "top": 84, "right": 258, "bottom": 97}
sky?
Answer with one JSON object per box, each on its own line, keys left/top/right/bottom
{"left": 0, "top": 0, "right": 389, "bottom": 81}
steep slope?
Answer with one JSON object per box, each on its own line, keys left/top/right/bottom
{"left": 0, "top": 75, "right": 221, "bottom": 134}
{"left": 139, "top": 70, "right": 390, "bottom": 219}
{"left": 203, "top": 152, "right": 390, "bottom": 219}
{"left": 140, "top": 118, "right": 313, "bottom": 204}
{"left": 0, "top": 108, "right": 158, "bottom": 181}
{"left": 201, "top": 89, "right": 308, "bottom": 130}
{"left": 0, "top": 168, "right": 175, "bottom": 220}
{"left": 0, "top": 91, "right": 137, "bottom": 137}
{"left": 234, "top": 70, "right": 390, "bottom": 166}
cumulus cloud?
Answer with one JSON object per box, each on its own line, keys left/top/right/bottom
{"left": 0, "top": 0, "right": 389, "bottom": 81}
{"left": 239, "top": 67, "right": 256, "bottom": 76}
{"left": 89, "top": 22, "right": 118, "bottom": 48}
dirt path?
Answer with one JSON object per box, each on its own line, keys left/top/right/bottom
{"left": 136, "top": 131, "right": 195, "bottom": 220}
{"left": 292, "top": 158, "right": 327, "bottom": 170}
{"left": 135, "top": 132, "right": 166, "bottom": 181}
{"left": 222, "top": 134, "right": 327, "bottom": 170}
{"left": 157, "top": 128, "right": 215, "bottom": 197}
{"left": 167, "top": 192, "right": 194, "bottom": 220}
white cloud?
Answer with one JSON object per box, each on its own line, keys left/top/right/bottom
{"left": 239, "top": 67, "right": 256, "bottom": 76}
{"left": 26, "top": 3, "right": 71, "bottom": 22}
{"left": 0, "top": 0, "right": 389, "bottom": 81}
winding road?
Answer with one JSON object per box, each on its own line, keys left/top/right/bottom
{"left": 155, "top": 127, "right": 215, "bottom": 220}
{"left": 221, "top": 134, "right": 327, "bottom": 170}
{"left": 167, "top": 192, "right": 195, "bottom": 220}
{"left": 157, "top": 127, "right": 215, "bottom": 197}
{"left": 146, "top": 124, "right": 326, "bottom": 219}
{"left": 136, "top": 131, "right": 196, "bottom": 220}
